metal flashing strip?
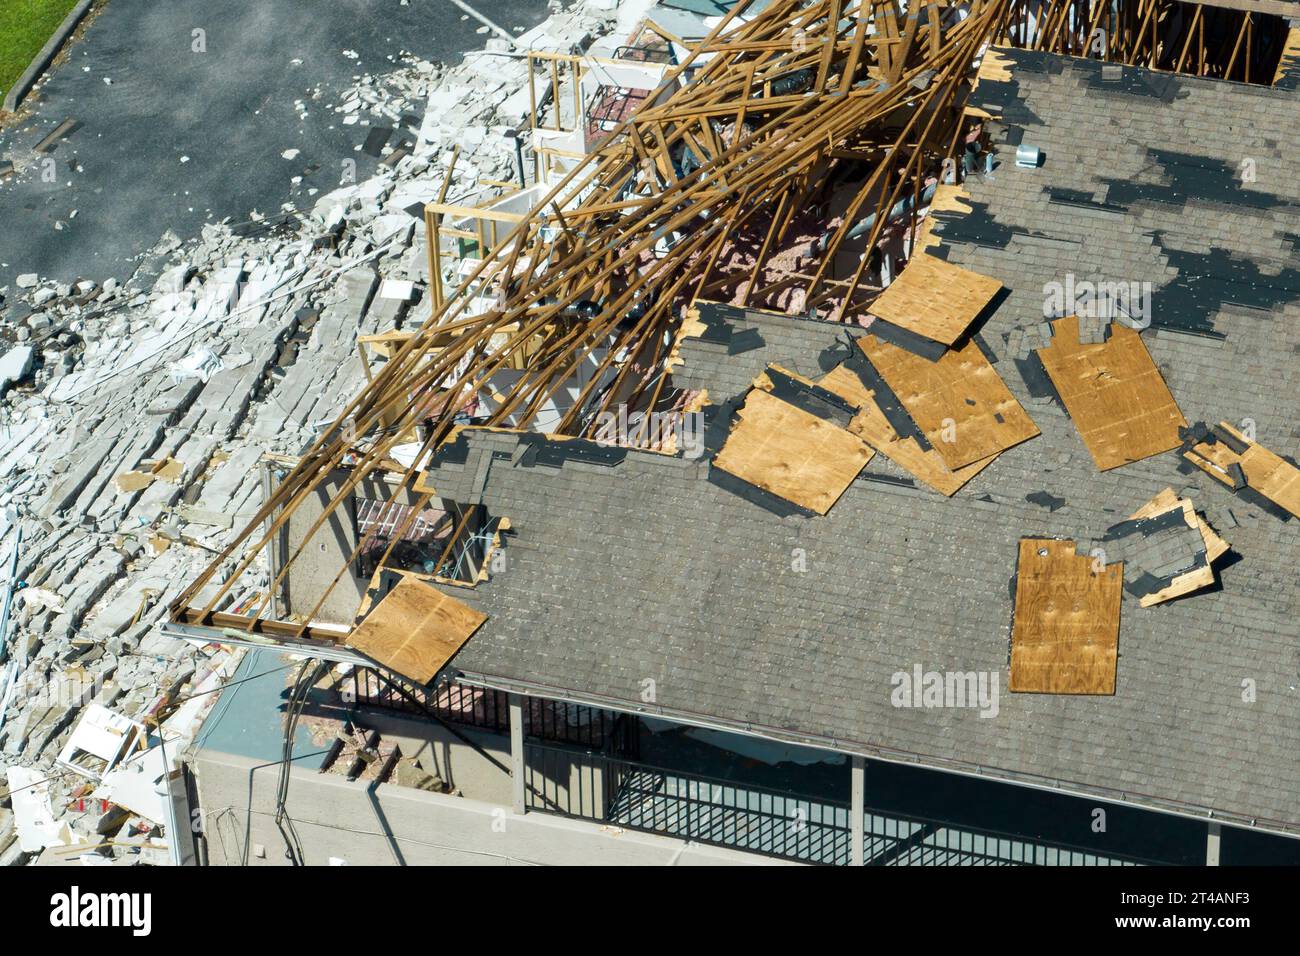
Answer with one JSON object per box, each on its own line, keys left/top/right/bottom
{"left": 161, "top": 620, "right": 370, "bottom": 666}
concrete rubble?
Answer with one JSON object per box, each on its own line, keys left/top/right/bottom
{"left": 0, "top": 0, "right": 622, "bottom": 866}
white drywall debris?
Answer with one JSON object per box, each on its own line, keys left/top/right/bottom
{"left": 0, "top": 346, "right": 35, "bottom": 390}
{"left": 55, "top": 703, "right": 146, "bottom": 781}
{"left": 0, "top": 0, "right": 623, "bottom": 866}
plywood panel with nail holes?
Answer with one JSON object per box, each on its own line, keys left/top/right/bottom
{"left": 713, "top": 389, "right": 874, "bottom": 514}
{"left": 859, "top": 336, "right": 1039, "bottom": 470}
{"left": 345, "top": 576, "right": 487, "bottom": 684}
{"left": 1036, "top": 316, "right": 1186, "bottom": 471}
{"left": 1009, "top": 539, "right": 1123, "bottom": 695}
{"left": 1127, "top": 488, "right": 1229, "bottom": 607}
{"left": 818, "top": 364, "right": 995, "bottom": 495}
{"left": 1183, "top": 422, "right": 1300, "bottom": 518}
{"left": 869, "top": 253, "right": 1002, "bottom": 346}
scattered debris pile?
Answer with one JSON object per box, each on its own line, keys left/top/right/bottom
{"left": 0, "top": 0, "right": 620, "bottom": 865}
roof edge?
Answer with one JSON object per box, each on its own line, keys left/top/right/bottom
{"left": 456, "top": 669, "right": 1300, "bottom": 842}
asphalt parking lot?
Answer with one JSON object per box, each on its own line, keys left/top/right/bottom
{"left": 0, "top": 0, "right": 553, "bottom": 291}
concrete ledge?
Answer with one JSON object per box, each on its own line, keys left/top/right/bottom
{"left": 2, "top": 0, "right": 95, "bottom": 114}
{"left": 192, "top": 749, "right": 798, "bottom": 866}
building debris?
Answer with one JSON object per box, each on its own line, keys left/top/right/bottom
{"left": 345, "top": 575, "right": 488, "bottom": 684}
{"left": 54, "top": 703, "right": 146, "bottom": 781}
{"left": 1101, "top": 488, "right": 1230, "bottom": 608}
{"left": 2, "top": 0, "right": 1300, "bottom": 868}
{"left": 1180, "top": 421, "right": 1300, "bottom": 520}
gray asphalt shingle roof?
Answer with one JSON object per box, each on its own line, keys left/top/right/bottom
{"left": 430, "top": 51, "right": 1300, "bottom": 835}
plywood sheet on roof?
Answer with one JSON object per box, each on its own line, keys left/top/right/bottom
{"left": 713, "top": 388, "right": 874, "bottom": 514}
{"left": 869, "top": 253, "right": 1002, "bottom": 346}
{"left": 1127, "top": 488, "right": 1228, "bottom": 608}
{"left": 1035, "top": 316, "right": 1186, "bottom": 471}
{"left": 345, "top": 576, "right": 487, "bottom": 684}
{"left": 1131, "top": 488, "right": 1228, "bottom": 563}
{"left": 1183, "top": 422, "right": 1300, "bottom": 518}
{"left": 818, "top": 364, "right": 994, "bottom": 496}
{"left": 1009, "top": 538, "right": 1122, "bottom": 695}
{"left": 859, "top": 336, "right": 1039, "bottom": 470}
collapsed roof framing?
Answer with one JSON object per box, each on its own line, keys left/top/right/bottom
{"left": 998, "top": 0, "right": 1294, "bottom": 84}
{"left": 172, "top": 0, "right": 1021, "bottom": 650}
{"left": 169, "top": 0, "right": 1298, "bottom": 658}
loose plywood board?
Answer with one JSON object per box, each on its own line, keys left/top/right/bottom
{"left": 345, "top": 576, "right": 487, "bottom": 685}
{"left": 1131, "top": 488, "right": 1228, "bottom": 562}
{"left": 817, "top": 364, "right": 995, "bottom": 496}
{"left": 1183, "top": 423, "right": 1300, "bottom": 518}
{"left": 859, "top": 336, "right": 1039, "bottom": 470}
{"left": 713, "top": 388, "right": 874, "bottom": 515}
{"left": 869, "top": 253, "right": 1002, "bottom": 347}
{"left": 1009, "top": 539, "right": 1123, "bottom": 695}
{"left": 1127, "top": 488, "right": 1228, "bottom": 607}
{"left": 1036, "top": 316, "right": 1186, "bottom": 471}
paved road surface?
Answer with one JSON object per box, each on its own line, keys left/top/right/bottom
{"left": 0, "top": 0, "right": 553, "bottom": 292}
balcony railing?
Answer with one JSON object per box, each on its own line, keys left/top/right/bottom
{"left": 522, "top": 741, "right": 1162, "bottom": 867}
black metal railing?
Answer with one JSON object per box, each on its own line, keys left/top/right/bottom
{"left": 342, "top": 676, "right": 1162, "bottom": 866}
{"left": 858, "top": 811, "right": 1149, "bottom": 866}
{"left": 521, "top": 741, "right": 1159, "bottom": 867}
{"left": 523, "top": 741, "right": 853, "bottom": 864}
{"left": 345, "top": 671, "right": 624, "bottom": 748}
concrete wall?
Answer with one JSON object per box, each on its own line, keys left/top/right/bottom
{"left": 350, "top": 706, "right": 514, "bottom": 806}
{"left": 192, "top": 749, "right": 793, "bottom": 866}
{"left": 278, "top": 467, "right": 421, "bottom": 626}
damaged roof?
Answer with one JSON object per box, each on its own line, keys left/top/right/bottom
{"left": 425, "top": 51, "right": 1300, "bottom": 835}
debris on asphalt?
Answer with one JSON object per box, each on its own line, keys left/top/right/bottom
{"left": 0, "top": 0, "right": 619, "bottom": 865}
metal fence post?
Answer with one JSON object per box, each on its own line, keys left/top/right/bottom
{"left": 1206, "top": 821, "right": 1221, "bottom": 866}
{"left": 851, "top": 756, "right": 866, "bottom": 866}
{"left": 509, "top": 693, "right": 526, "bottom": 814}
